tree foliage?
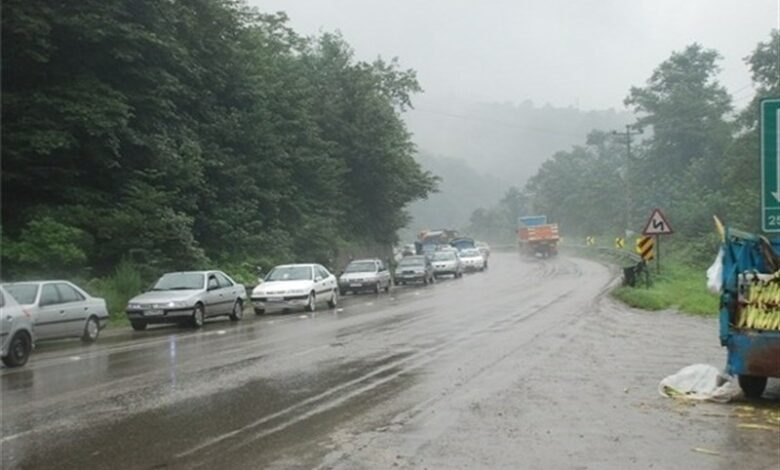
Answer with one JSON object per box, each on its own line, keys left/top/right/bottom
{"left": 511, "top": 36, "right": 779, "bottom": 247}
{"left": 1, "top": 0, "right": 436, "bottom": 278}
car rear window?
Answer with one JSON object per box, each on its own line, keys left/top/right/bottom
{"left": 2, "top": 283, "right": 39, "bottom": 305}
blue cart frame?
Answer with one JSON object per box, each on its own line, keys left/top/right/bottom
{"left": 719, "top": 227, "right": 780, "bottom": 398}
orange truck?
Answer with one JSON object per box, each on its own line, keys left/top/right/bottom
{"left": 517, "top": 216, "right": 560, "bottom": 257}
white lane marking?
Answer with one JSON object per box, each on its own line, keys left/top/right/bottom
{"left": 298, "top": 315, "right": 308, "bottom": 319}
{"left": 217, "top": 330, "right": 226, "bottom": 335}
{"left": 69, "top": 356, "right": 81, "bottom": 361}
{"left": 0, "top": 428, "right": 35, "bottom": 444}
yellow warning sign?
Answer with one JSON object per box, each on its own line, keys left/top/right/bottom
{"left": 636, "top": 236, "right": 655, "bottom": 261}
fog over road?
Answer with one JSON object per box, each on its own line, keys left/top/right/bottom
{"left": 1, "top": 253, "right": 778, "bottom": 469}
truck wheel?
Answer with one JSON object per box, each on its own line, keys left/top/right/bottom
{"left": 2, "top": 332, "right": 31, "bottom": 368}
{"left": 738, "top": 375, "right": 767, "bottom": 399}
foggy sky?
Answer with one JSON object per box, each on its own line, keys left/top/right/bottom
{"left": 250, "top": 0, "right": 777, "bottom": 111}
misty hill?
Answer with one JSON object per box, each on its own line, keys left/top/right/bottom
{"left": 405, "top": 94, "right": 634, "bottom": 184}
{"left": 400, "top": 153, "right": 510, "bottom": 242}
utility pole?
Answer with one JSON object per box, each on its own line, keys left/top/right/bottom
{"left": 611, "top": 124, "right": 643, "bottom": 233}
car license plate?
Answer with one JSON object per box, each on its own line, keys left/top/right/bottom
{"left": 267, "top": 296, "right": 283, "bottom": 302}
{"left": 145, "top": 309, "right": 163, "bottom": 316}
{"left": 350, "top": 283, "right": 362, "bottom": 288}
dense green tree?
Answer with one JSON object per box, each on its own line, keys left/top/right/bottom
{"left": 517, "top": 36, "right": 775, "bottom": 250}
{"left": 722, "top": 30, "right": 780, "bottom": 230}
{"left": 1, "top": 0, "right": 436, "bottom": 279}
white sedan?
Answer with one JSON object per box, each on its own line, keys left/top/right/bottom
{"left": 251, "top": 264, "right": 339, "bottom": 314}
{"left": 459, "top": 248, "right": 487, "bottom": 272}
{"left": 2, "top": 281, "right": 109, "bottom": 342}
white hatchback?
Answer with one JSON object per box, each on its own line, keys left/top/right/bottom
{"left": 251, "top": 264, "right": 339, "bottom": 314}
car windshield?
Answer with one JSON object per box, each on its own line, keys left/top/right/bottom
{"left": 344, "top": 261, "right": 377, "bottom": 273}
{"left": 2, "top": 283, "right": 39, "bottom": 304}
{"left": 265, "top": 266, "right": 312, "bottom": 281}
{"left": 399, "top": 258, "right": 425, "bottom": 267}
{"left": 432, "top": 252, "right": 456, "bottom": 261}
{"left": 461, "top": 249, "right": 481, "bottom": 257}
{"left": 152, "top": 273, "right": 204, "bottom": 291}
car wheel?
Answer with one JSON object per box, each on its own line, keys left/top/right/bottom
{"left": 229, "top": 300, "right": 243, "bottom": 321}
{"left": 305, "top": 292, "right": 316, "bottom": 312}
{"left": 738, "top": 375, "right": 767, "bottom": 399}
{"left": 374, "top": 282, "right": 381, "bottom": 294}
{"left": 254, "top": 307, "right": 265, "bottom": 315}
{"left": 328, "top": 289, "right": 338, "bottom": 308}
{"left": 2, "top": 332, "right": 31, "bottom": 368}
{"left": 82, "top": 316, "right": 100, "bottom": 342}
{"left": 130, "top": 321, "right": 147, "bottom": 331}
{"left": 191, "top": 304, "right": 205, "bottom": 328}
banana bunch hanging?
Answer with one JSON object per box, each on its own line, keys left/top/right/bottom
{"left": 738, "top": 271, "right": 780, "bottom": 330}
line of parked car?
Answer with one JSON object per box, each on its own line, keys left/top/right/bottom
{"left": 0, "top": 242, "right": 491, "bottom": 368}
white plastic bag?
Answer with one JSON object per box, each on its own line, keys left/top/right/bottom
{"left": 658, "top": 364, "right": 741, "bottom": 403}
{"left": 706, "top": 249, "right": 723, "bottom": 294}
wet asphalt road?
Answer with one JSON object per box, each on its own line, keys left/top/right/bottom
{"left": 1, "top": 253, "right": 778, "bottom": 469}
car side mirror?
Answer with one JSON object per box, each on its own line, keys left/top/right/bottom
{"left": 315, "top": 276, "right": 323, "bottom": 282}
{"left": 208, "top": 280, "right": 219, "bottom": 290}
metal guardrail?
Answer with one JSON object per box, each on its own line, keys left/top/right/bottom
{"left": 562, "top": 244, "right": 642, "bottom": 263}
{"left": 562, "top": 244, "right": 649, "bottom": 287}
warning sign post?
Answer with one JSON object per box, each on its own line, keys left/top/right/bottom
{"left": 641, "top": 209, "right": 673, "bottom": 273}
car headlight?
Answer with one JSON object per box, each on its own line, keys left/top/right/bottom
{"left": 165, "top": 301, "right": 189, "bottom": 308}
{"left": 128, "top": 303, "right": 142, "bottom": 310}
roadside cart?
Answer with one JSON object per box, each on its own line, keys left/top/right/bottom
{"left": 719, "top": 226, "right": 780, "bottom": 398}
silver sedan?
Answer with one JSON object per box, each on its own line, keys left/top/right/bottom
{"left": 126, "top": 271, "right": 247, "bottom": 330}
{"left": 2, "top": 281, "right": 109, "bottom": 343}
{"left": 338, "top": 259, "right": 392, "bottom": 295}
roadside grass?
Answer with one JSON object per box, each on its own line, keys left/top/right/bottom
{"left": 611, "top": 261, "right": 719, "bottom": 316}
{"left": 86, "top": 259, "right": 143, "bottom": 328}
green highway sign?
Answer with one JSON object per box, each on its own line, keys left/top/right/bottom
{"left": 762, "top": 98, "right": 780, "bottom": 232}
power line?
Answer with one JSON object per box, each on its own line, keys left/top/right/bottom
{"left": 409, "top": 107, "right": 586, "bottom": 139}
